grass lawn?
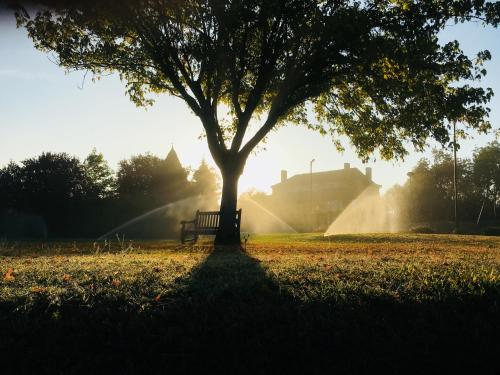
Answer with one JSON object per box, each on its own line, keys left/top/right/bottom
{"left": 1, "top": 233, "right": 500, "bottom": 374}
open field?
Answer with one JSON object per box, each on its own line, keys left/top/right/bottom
{"left": 1, "top": 233, "right": 500, "bottom": 374}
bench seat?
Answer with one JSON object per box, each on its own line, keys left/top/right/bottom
{"left": 180, "top": 209, "right": 242, "bottom": 243}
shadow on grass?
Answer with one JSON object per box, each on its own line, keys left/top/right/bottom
{"left": 2, "top": 248, "right": 500, "bottom": 374}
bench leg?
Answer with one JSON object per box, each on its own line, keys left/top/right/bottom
{"left": 181, "top": 230, "right": 198, "bottom": 244}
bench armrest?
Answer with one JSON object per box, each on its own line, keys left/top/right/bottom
{"left": 180, "top": 219, "right": 196, "bottom": 225}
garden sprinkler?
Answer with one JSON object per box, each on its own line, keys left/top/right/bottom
{"left": 243, "top": 233, "right": 250, "bottom": 252}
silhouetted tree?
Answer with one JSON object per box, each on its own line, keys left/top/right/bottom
{"left": 0, "top": 162, "right": 22, "bottom": 210}
{"left": 384, "top": 184, "right": 408, "bottom": 225}
{"left": 14, "top": 0, "right": 500, "bottom": 244}
{"left": 0, "top": 147, "right": 222, "bottom": 238}
{"left": 473, "top": 141, "right": 500, "bottom": 218}
{"left": 83, "top": 148, "right": 116, "bottom": 200}
{"left": 386, "top": 148, "right": 489, "bottom": 228}
{"left": 405, "top": 159, "right": 436, "bottom": 222}
{"left": 192, "top": 160, "right": 220, "bottom": 210}
{"left": 0, "top": 161, "right": 47, "bottom": 238}
{"left": 117, "top": 152, "right": 189, "bottom": 208}
{"left": 17, "top": 152, "right": 87, "bottom": 236}
{"left": 430, "top": 150, "right": 477, "bottom": 221}
{"left": 112, "top": 151, "right": 193, "bottom": 237}
{"left": 117, "top": 154, "right": 162, "bottom": 204}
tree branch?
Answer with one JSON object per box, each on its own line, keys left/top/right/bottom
{"left": 230, "top": 15, "right": 284, "bottom": 152}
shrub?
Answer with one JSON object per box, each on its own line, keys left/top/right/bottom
{"left": 410, "top": 226, "right": 435, "bottom": 234}
{"left": 484, "top": 226, "right": 500, "bottom": 236}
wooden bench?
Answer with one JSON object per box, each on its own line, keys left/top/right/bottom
{"left": 180, "top": 209, "right": 242, "bottom": 244}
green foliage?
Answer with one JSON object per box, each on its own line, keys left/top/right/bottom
{"left": 113, "top": 152, "right": 196, "bottom": 238}
{"left": 0, "top": 152, "right": 90, "bottom": 237}
{"left": 19, "top": 152, "right": 88, "bottom": 205}
{"left": 14, "top": 0, "right": 500, "bottom": 165}
{"left": 117, "top": 153, "right": 189, "bottom": 206}
{"left": 473, "top": 141, "right": 500, "bottom": 207}
{"left": 0, "top": 162, "right": 22, "bottom": 208}
{"left": 192, "top": 159, "right": 220, "bottom": 209}
{"left": 83, "top": 148, "right": 116, "bottom": 199}
{"left": 385, "top": 143, "right": 500, "bottom": 225}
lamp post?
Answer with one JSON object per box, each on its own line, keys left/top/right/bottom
{"left": 310, "top": 158, "right": 315, "bottom": 231}
{"left": 407, "top": 171, "right": 414, "bottom": 225}
{"left": 452, "top": 121, "right": 459, "bottom": 232}
{"left": 406, "top": 171, "right": 417, "bottom": 226}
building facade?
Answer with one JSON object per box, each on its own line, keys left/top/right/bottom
{"left": 257, "top": 163, "right": 380, "bottom": 231}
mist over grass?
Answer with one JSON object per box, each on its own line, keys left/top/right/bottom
{"left": 324, "top": 187, "right": 399, "bottom": 235}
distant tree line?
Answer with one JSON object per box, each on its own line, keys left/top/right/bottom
{"left": 0, "top": 149, "right": 219, "bottom": 239}
{"left": 386, "top": 141, "right": 500, "bottom": 229}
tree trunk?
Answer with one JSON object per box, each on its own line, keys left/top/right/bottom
{"left": 214, "top": 165, "right": 242, "bottom": 246}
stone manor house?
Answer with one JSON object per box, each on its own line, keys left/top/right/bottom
{"left": 255, "top": 163, "right": 380, "bottom": 231}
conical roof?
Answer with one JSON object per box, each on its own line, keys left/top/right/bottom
{"left": 165, "top": 146, "right": 183, "bottom": 171}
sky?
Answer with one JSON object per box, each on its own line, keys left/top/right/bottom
{"left": 0, "top": 12, "right": 499, "bottom": 194}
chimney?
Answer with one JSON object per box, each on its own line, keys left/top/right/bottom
{"left": 344, "top": 162, "right": 350, "bottom": 170}
{"left": 281, "top": 170, "right": 288, "bottom": 183}
{"left": 365, "top": 167, "right": 372, "bottom": 181}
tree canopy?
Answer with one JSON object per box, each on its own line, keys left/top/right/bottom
{"left": 386, "top": 143, "right": 500, "bottom": 228}
{"left": 117, "top": 153, "right": 189, "bottom": 206}
{"left": 84, "top": 148, "right": 116, "bottom": 199}
{"left": 14, "top": 0, "right": 500, "bottom": 163}
{"left": 192, "top": 159, "right": 220, "bottom": 209}
{"left": 473, "top": 141, "right": 500, "bottom": 214}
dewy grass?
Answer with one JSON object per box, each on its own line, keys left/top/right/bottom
{"left": 1, "top": 234, "right": 500, "bottom": 374}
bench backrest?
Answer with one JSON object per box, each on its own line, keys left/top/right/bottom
{"left": 195, "top": 209, "right": 242, "bottom": 230}
{"left": 195, "top": 211, "right": 220, "bottom": 230}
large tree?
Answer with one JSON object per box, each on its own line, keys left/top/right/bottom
{"left": 116, "top": 153, "right": 189, "bottom": 207}
{"left": 473, "top": 141, "right": 500, "bottom": 217}
{"left": 192, "top": 159, "right": 220, "bottom": 210}
{"left": 83, "top": 148, "right": 116, "bottom": 200}
{"left": 12, "top": 152, "right": 87, "bottom": 236}
{"left": 12, "top": 0, "right": 500, "bottom": 244}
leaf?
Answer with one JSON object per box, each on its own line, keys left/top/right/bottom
{"left": 153, "top": 294, "right": 161, "bottom": 302}
{"left": 4, "top": 268, "right": 15, "bottom": 282}
{"left": 62, "top": 274, "right": 71, "bottom": 282}
{"left": 31, "top": 287, "right": 46, "bottom": 293}
{"left": 112, "top": 279, "right": 121, "bottom": 287}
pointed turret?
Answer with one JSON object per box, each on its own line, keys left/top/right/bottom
{"left": 165, "top": 145, "right": 183, "bottom": 172}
